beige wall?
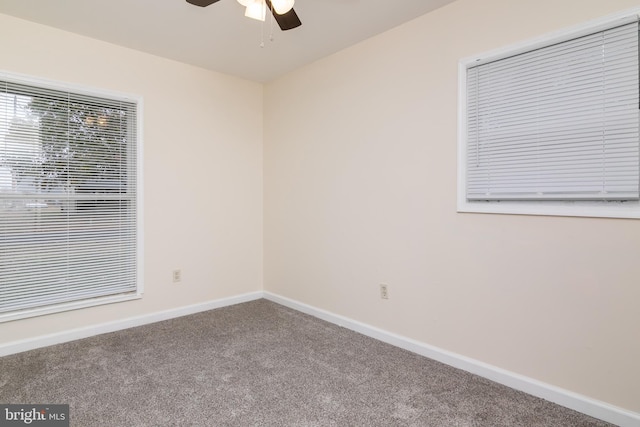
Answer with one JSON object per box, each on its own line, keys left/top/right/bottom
{"left": 0, "top": 14, "right": 263, "bottom": 341}
{"left": 264, "top": 0, "right": 640, "bottom": 413}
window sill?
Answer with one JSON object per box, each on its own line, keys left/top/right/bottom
{"left": 0, "top": 293, "right": 142, "bottom": 323}
{"left": 458, "top": 199, "right": 640, "bottom": 219}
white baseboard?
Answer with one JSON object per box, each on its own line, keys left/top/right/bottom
{"left": 264, "top": 291, "right": 640, "bottom": 427}
{"left": 0, "top": 291, "right": 263, "bottom": 358}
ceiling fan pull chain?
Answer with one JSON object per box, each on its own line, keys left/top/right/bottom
{"left": 269, "top": 1, "right": 275, "bottom": 42}
{"left": 260, "top": 1, "right": 265, "bottom": 48}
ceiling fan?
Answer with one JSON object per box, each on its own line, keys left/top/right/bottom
{"left": 186, "top": 0, "right": 302, "bottom": 31}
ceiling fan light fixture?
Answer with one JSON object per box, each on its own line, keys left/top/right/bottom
{"left": 271, "top": 0, "right": 295, "bottom": 15}
{"left": 244, "top": 0, "right": 266, "bottom": 21}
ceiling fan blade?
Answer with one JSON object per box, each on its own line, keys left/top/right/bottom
{"left": 186, "top": 0, "right": 221, "bottom": 7}
{"left": 265, "top": 0, "right": 302, "bottom": 31}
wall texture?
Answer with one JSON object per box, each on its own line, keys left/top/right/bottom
{"left": 264, "top": 0, "right": 640, "bottom": 413}
{"left": 0, "top": 14, "right": 263, "bottom": 342}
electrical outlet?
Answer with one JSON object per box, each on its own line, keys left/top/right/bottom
{"left": 380, "top": 284, "right": 389, "bottom": 299}
{"left": 173, "top": 269, "right": 182, "bottom": 283}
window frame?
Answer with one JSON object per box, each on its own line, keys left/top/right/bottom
{"left": 0, "top": 70, "right": 144, "bottom": 322}
{"left": 457, "top": 10, "right": 640, "bottom": 219}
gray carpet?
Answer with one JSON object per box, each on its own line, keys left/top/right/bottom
{"left": 0, "top": 299, "right": 612, "bottom": 426}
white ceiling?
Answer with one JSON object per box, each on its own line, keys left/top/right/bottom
{"left": 0, "top": 0, "right": 456, "bottom": 82}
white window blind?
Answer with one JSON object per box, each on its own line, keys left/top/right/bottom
{"left": 466, "top": 19, "right": 640, "bottom": 201}
{"left": 0, "top": 76, "right": 140, "bottom": 320}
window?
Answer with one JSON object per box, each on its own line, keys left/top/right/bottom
{"left": 458, "top": 13, "right": 640, "bottom": 218}
{"left": 0, "top": 73, "right": 142, "bottom": 321}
